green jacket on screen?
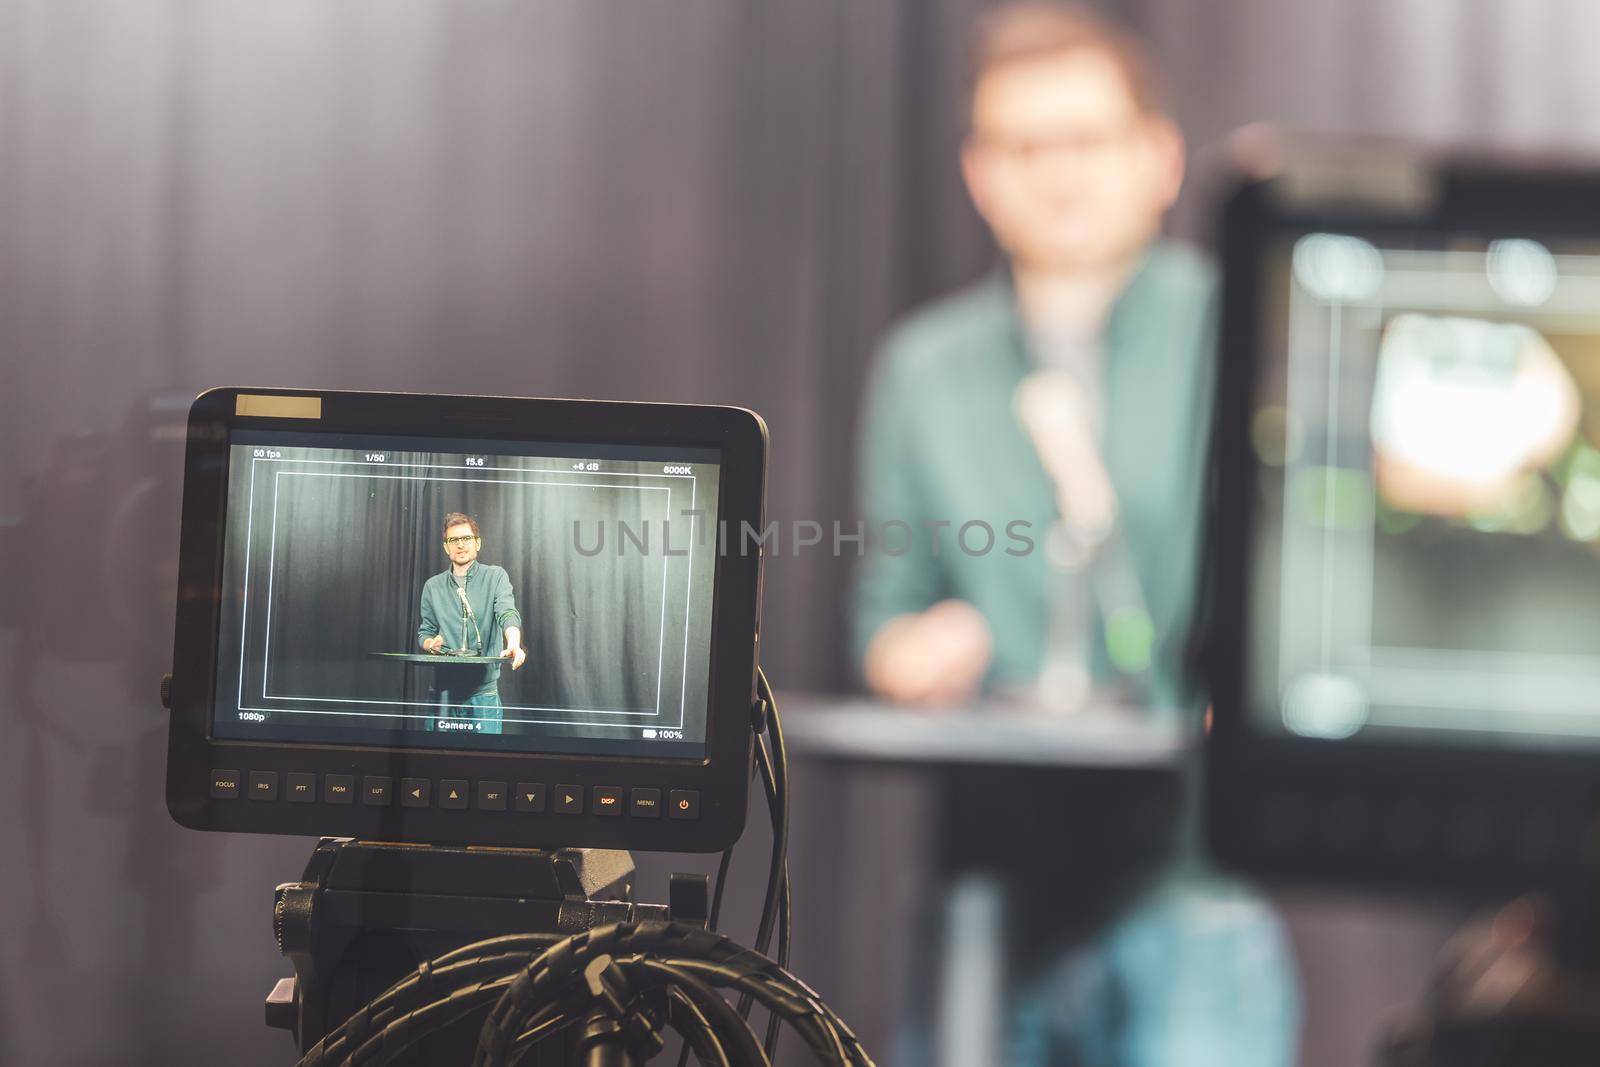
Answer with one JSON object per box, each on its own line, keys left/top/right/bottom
{"left": 851, "top": 241, "right": 1217, "bottom": 710}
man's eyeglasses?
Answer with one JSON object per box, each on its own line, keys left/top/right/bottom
{"left": 444, "top": 535, "right": 480, "bottom": 547}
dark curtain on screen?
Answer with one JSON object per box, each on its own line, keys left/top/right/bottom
{"left": 255, "top": 462, "right": 671, "bottom": 714}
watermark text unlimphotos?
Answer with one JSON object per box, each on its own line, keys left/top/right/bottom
{"left": 571, "top": 512, "right": 1036, "bottom": 558}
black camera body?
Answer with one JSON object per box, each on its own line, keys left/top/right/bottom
{"left": 165, "top": 387, "right": 767, "bottom": 854}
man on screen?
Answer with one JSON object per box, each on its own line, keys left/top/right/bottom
{"left": 417, "top": 512, "right": 526, "bottom": 734}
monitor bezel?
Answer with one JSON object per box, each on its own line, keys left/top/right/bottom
{"left": 1203, "top": 152, "right": 1600, "bottom": 890}
{"left": 167, "top": 387, "right": 766, "bottom": 852}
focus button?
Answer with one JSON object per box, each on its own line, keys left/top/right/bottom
{"left": 210, "top": 769, "right": 240, "bottom": 799}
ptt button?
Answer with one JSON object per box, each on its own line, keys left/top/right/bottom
{"left": 286, "top": 773, "right": 316, "bottom": 803}
{"left": 630, "top": 788, "right": 662, "bottom": 818}
{"left": 363, "top": 776, "right": 393, "bottom": 806}
{"left": 401, "top": 778, "right": 430, "bottom": 808}
{"left": 210, "top": 769, "right": 240, "bottom": 799}
{"left": 554, "top": 786, "right": 584, "bottom": 815}
{"left": 668, "top": 790, "right": 700, "bottom": 820}
{"left": 593, "top": 786, "right": 624, "bottom": 816}
{"left": 440, "top": 780, "right": 468, "bottom": 810}
{"left": 325, "top": 775, "right": 355, "bottom": 804}
{"left": 478, "top": 781, "right": 508, "bottom": 811}
{"left": 248, "top": 771, "right": 279, "bottom": 801}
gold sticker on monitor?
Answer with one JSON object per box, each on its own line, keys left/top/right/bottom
{"left": 235, "top": 394, "right": 322, "bottom": 419}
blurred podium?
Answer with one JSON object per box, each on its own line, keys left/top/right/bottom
{"left": 782, "top": 696, "right": 1191, "bottom": 1067}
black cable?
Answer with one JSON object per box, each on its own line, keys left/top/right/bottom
{"left": 745, "top": 669, "right": 791, "bottom": 1060}
{"left": 664, "top": 985, "right": 733, "bottom": 1067}
{"left": 468, "top": 922, "right": 873, "bottom": 1067}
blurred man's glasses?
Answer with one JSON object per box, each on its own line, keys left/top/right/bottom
{"left": 444, "top": 535, "right": 479, "bottom": 547}
{"left": 972, "top": 124, "right": 1136, "bottom": 163}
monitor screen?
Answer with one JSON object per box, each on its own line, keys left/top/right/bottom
{"left": 210, "top": 429, "right": 722, "bottom": 759}
{"left": 1248, "top": 234, "right": 1600, "bottom": 750}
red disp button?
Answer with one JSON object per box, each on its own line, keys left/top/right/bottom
{"left": 668, "top": 790, "right": 700, "bottom": 820}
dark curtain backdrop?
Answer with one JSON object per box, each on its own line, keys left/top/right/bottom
{"left": 237, "top": 458, "right": 681, "bottom": 716}
{"left": 5, "top": 0, "right": 1593, "bottom": 1063}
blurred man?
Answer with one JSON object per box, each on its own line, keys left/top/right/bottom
{"left": 418, "top": 512, "right": 525, "bottom": 734}
{"left": 852, "top": 5, "right": 1298, "bottom": 1064}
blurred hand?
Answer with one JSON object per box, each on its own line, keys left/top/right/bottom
{"left": 864, "top": 599, "right": 992, "bottom": 707}
{"left": 503, "top": 643, "right": 526, "bottom": 670}
{"left": 421, "top": 635, "right": 446, "bottom": 653}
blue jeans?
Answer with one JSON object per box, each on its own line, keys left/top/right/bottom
{"left": 894, "top": 870, "right": 1299, "bottom": 1067}
{"left": 431, "top": 690, "right": 503, "bottom": 735}
{"left": 1004, "top": 872, "right": 1299, "bottom": 1067}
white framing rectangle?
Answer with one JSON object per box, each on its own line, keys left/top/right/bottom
{"left": 229, "top": 453, "right": 706, "bottom": 732}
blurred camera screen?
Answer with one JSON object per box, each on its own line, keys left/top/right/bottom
{"left": 1249, "top": 234, "right": 1600, "bottom": 749}
{"left": 210, "top": 431, "right": 721, "bottom": 759}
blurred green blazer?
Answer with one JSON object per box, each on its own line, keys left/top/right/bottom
{"left": 851, "top": 241, "right": 1218, "bottom": 709}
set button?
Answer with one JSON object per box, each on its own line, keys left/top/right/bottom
{"left": 478, "top": 781, "right": 508, "bottom": 811}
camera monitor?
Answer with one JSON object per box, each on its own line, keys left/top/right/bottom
{"left": 166, "top": 388, "right": 766, "bottom": 852}
{"left": 1204, "top": 143, "right": 1600, "bottom": 889}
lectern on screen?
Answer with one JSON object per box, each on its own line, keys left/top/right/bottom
{"left": 1204, "top": 145, "right": 1600, "bottom": 889}
{"left": 166, "top": 389, "right": 766, "bottom": 852}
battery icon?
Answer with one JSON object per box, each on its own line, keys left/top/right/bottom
{"left": 642, "top": 728, "right": 657, "bottom": 739}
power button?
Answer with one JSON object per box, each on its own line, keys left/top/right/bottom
{"left": 668, "top": 790, "right": 700, "bottom": 820}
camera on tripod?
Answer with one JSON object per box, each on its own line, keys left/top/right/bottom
{"left": 162, "top": 388, "right": 864, "bottom": 1065}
